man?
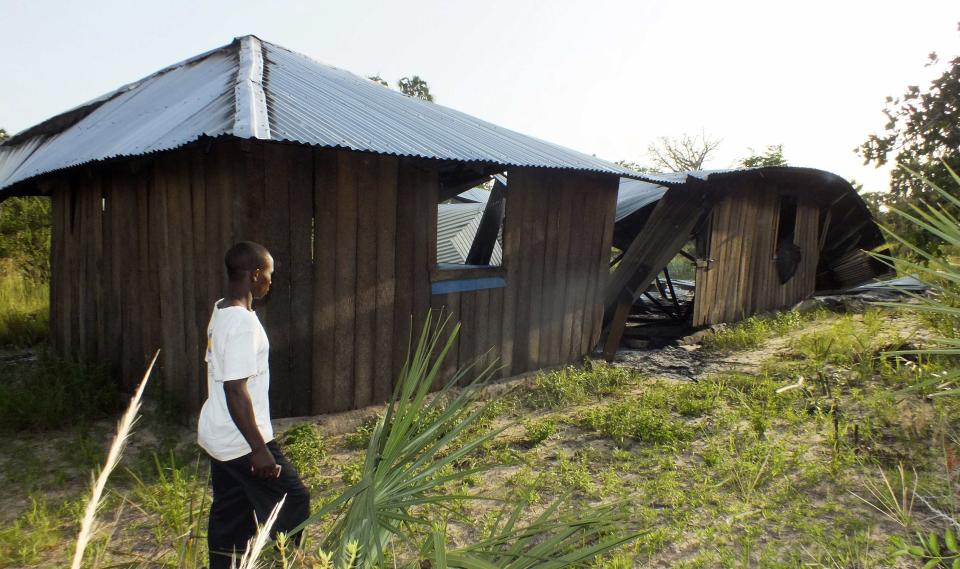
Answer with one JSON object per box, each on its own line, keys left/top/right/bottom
{"left": 198, "top": 241, "right": 310, "bottom": 569}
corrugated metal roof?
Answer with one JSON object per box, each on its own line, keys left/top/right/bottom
{"left": 0, "top": 35, "right": 638, "bottom": 195}
{"left": 436, "top": 203, "right": 503, "bottom": 265}
{"left": 453, "top": 187, "right": 492, "bottom": 203}
{"left": 615, "top": 178, "right": 668, "bottom": 222}
{"left": 0, "top": 46, "right": 237, "bottom": 192}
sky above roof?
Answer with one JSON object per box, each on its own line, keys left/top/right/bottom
{"left": 2, "top": 0, "right": 958, "bottom": 193}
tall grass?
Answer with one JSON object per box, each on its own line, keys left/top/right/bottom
{"left": 0, "top": 269, "right": 48, "bottom": 348}
{"left": 71, "top": 350, "right": 158, "bottom": 569}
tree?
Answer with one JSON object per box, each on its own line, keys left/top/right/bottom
{"left": 740, "top": 144, "right": 787, "bottom": 168}
{"left": 0, "top": 128, "right": 7, "bottom": 143}
{"left": 647, "top": 131, "right": 721, "bottom": 172}
{"left": 397, "top": 75, "right": 434, "bottom": 102}
{"left": 614, "top": 159, "right": 658, "bottom": 174}
{"left": 367, "top": 74, "right": 435, "bottom": 102}
{"left": 858, "top": 28, "right": 960, "bottom": 252}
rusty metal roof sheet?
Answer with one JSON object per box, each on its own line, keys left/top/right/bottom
{"left": 0, "top": 35, "right": 636, "bottom": 195}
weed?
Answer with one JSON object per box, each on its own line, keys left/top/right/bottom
{"left": 521, "top": 417, "right": 557, "bottom": 446}
{"left": 891, "top": 527, "right": 960, "bottom": 567}
{"left": 282, "top": 423, "right": 328, "bottom": 489}
{"left": 552, "top": 452, "right": 596, "bottom": 496}
{"left": 507, "top": 466, "right": 544, "bottom": 503}
{"left": 0, "top": 494, "right": 61, "bottom": 565}
{"left": 580, "top": 400, "right": 691, "bottom": 447}
{"left": 339, "top": 454, "right": 364, "bottom": 486}
{"left": 126, "top": 451, "right": 209, "bottom": 564}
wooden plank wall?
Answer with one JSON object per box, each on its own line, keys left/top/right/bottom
{"left": 692, "top": 184, "right": 820, "bottom": 327}
{"left": 48, "top": 140, "right": 618, "bottom": 417}
{"left": 436, "top": 169, "right": 619, "bottom": 380}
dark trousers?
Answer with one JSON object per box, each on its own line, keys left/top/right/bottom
{"left": 207, "top": 441, "right": 311, "bottom": 569}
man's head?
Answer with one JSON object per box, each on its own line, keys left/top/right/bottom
{"left": 224, "top": 241, "right": 274, "bottom": 299}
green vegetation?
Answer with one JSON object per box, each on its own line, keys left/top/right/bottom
{"left": 281, "top": 423, "right": 328, "bottom": 490}
{"left": 0, "top": 269, "right": 49, "bottom": 348}
{"left": 1, "top": 301, "right": 956, "bottom": 567}
{"left": 522, "top": 361, "right": 636, "bottom": 409}
{"left": 0, "top": 353, "right": 118, "bottom": 432}
{"left": 701, "top": 309, "right": 807, "bottom": 351}
{"left": 0, "top": 125, "right": 52, "bottom": 347}
{"left": 580, "top": 399, "right": 692, "bottom": 446}
{"left": 858, "top": 33, "right": 960, "bottom": 255}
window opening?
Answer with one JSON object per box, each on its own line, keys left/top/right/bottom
{"left": 436, "top": 175, "right": 505, "bottom": 269}
{"left": 774, "top": 196, "right": 801, "bottom": 283}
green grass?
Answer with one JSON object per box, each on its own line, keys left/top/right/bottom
{"left": 580, "top": 399, "right": 693, "bottom": 447}
{"left": 522, "top": 362, "right": 638, "bottom": 409}
{"left": 702, "top": 309, "right": 808, "bottom": 351}
{"left": 2, "top": 306, "right": 958, "bottom": 567}
{"left": 0, "top": 271, "right": 48, "bottom": 348}
{"left": 0, "top": 353, "right": 119, "bottom": 432}
{"left": 0, "top": 495, "right": 62, "bottom": 566}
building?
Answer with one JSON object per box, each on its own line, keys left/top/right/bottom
{"left": 0, "top": 36, "right": 632, "bottom": 416}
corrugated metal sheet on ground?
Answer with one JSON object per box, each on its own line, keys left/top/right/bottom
{"left": 0, "top": 35, "right": 637, "bottom": 194}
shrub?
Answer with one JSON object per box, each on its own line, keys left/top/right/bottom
{"left": 0, "top": 196, "right": 51, "bottom": 284}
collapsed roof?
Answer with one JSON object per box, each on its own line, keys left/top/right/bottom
{"left": 0, "top": 35, "right": 639, "bottom": 198}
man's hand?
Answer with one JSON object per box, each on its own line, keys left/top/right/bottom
{"left": 223, "top": 379, "right": 280, "bottom": 479}
{"left": 250, "top": 445, "right": 281, "bottom": 479}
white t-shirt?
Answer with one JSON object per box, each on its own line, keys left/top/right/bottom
{"left": 197, "top": 299, "right": 274, "bottom": 461}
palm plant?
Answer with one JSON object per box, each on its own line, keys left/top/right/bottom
{"left": 870, "top": 163, "right": 960, "bottom": 398}
{"left": 289, "top": 311, "right": 639, "bottom": 568}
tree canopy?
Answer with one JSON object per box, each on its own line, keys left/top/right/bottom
{"left": 740, "top": 144, "right": 787, "bottom": 168}
{"left": 368, "top": 74, "right": 435, "bottom": 102}
{"left": 858, "top": 27, "right": 960, "bottom": 253}
{"left": 647, "top": 132, "right": 720, "bottom": 172}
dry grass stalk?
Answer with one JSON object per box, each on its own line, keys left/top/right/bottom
{"left": 850, "top": 462, "right": 917, "bottom": 528}
{"left": 70, "top": 350, "right": 159, "bottom": 569}
{"left": 236, "top": 494, "right": 286, "bottom": 569}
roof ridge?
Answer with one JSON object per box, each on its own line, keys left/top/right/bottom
{"left": 233, "top": 35, "right": 271, "bottom": 140}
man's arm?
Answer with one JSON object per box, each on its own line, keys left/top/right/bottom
{"left": 223, "top": 379, "right": 279, "bottom": 479}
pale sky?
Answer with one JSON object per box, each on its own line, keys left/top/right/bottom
{"left": 2, "top": 0, "right": 958, "bottom": 193}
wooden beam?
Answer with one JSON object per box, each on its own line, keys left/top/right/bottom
{"left": 601, "top": 185, "right": 710, "bottom": 356}
{"left": 603, "top": 185, "right": 709, "bottom": 316}
{"left": 465, "top": 180, "right": 505, "bottom": 266}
